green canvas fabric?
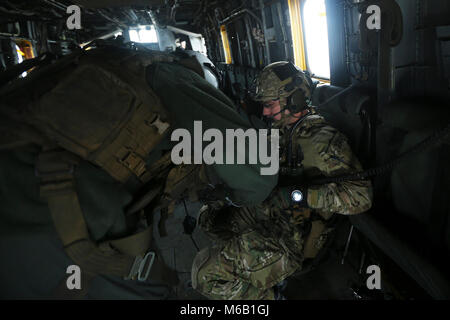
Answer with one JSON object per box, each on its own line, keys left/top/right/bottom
{"left": 0, "top": 146, "right": 171, "bottom": 299}
{"left": 148, "top": 62, "right": 278, "bottom": 206}
{"left": 0, "top": 59, "right": 277, "bottom": 298}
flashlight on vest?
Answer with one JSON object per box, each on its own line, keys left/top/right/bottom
{"left": 291, "top": 190, "right": 303, "bottom": 202}
{"left": 290, "top": 188, "right": 308, "bottom": 208}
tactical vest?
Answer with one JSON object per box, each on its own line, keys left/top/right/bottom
{"left": 0, "top": 46, "right": 207, "bottom": 295}
{"left": 276, "top": 113, "right": 337, "bottom": 259}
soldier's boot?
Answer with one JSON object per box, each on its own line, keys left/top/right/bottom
{"left": 191, "top": 246, "right": 276, "bottom": 300}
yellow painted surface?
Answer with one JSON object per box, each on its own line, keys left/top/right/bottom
{"left": 220, "top": 25, "right": 232, "bottom": 64}
{"left": 15, "top": 39, "right": 35, "bottom": 60}
{"left": 288, "top": 0, "right": 307, "bottom": 71}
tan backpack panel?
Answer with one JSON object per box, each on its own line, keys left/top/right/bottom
{"left": 29, "top": 48, "right": 172, "bottom": 183}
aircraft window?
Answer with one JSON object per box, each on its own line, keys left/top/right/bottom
{"left": 14, "top": 40, "right": 36, "bottom": 78}
{"left": 303, "top": 0, "right": 331, "bottom": 80}
{"left": 128, "top": 25, "right": 158, "bottom": 43}
{"left": 15, "top": 45, "right": 27, "bottom": 78}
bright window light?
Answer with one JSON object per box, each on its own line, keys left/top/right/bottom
{"left": 303, "top": 0, "right": 330, "bottom": 79}
{"left": 128, "top": 25, "right": 158, "bottom": 43}
{"left": 129, "top": 30, "right": 139, "bottom": 42}
{"left": 15, "top": 45, "right": 27, "bottom": 78}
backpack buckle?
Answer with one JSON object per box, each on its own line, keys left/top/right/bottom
{"left": 125, "top": 251, "right": 155, "bottom": 282}
{"left": 119, "top": 151, "right": 147, "bottom": 177}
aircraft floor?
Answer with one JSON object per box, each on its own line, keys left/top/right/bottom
{"left": 152, "top": 202, "right": 364, "bottom": 300}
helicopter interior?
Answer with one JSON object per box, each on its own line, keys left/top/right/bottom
{"left": 0, "top": 0, "right": 449, "bottom": 300}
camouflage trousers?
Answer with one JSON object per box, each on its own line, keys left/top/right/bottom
{"left": 191, "top": 204, "right": 306, "bottom": 300}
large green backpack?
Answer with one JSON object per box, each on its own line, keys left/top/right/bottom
{"left": 0, "top": 45, "right": 278, "bottom": 297}
{"left": 0, "top": 47, "right": 187, "bottom": 295}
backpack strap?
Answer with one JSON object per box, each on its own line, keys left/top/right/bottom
{"left": 36, "top": 148, "right": 178, "bottom": 295}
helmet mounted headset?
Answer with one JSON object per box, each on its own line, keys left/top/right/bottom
{"left": 255, "top": 61, "right": 313, "bottom": 121}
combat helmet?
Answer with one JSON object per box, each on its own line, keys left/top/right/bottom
{"left": 254, "top": 61, "right": 313, "bottom": 114}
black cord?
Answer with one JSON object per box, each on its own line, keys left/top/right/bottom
{"left": 288, "top": 111, "right": 310, "bottom": 168}
{"left": 190, "top": 235, "right": 200, "bottom": 252}
{"left": 311, "top": 122, "right": 450, "bottom": 185}
{"left": 182, "top": 199, "right": 200, "bottom": 252}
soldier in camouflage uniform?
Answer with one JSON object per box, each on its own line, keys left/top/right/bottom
{"left": 0, "top": 45, "right": 278, "bottom": 299}
{"left": 191, "top": 61, "right": 373, "bottom": 300}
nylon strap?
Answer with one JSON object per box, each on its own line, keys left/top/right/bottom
{"left": 303, "top": 220, "right": 326, "bottom": 259}
{"left": 37, "top": 149, "right": 151, "bottom": 277}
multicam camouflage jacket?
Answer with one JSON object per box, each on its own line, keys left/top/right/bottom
{"left": 199, "top": 110, "right": 373, "bottom": 254}
{"left": 281, "top": 110, "right": 373, "bottom": 216}
{"left": 192, "top": 110, "right": 373, "bottom": 300}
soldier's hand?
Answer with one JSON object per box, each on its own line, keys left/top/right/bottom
{"left": 162, "top": 164, "right": 208, "bottom": 204}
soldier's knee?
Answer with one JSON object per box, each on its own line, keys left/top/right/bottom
{"left": 191, "top": 246, "right": 246, "bottom": 300}
{"left": 191, "top": 247, "right": 231, "bottom": 299}
{"left": 191, "top": 246, "right": 280, "bottom": 300}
